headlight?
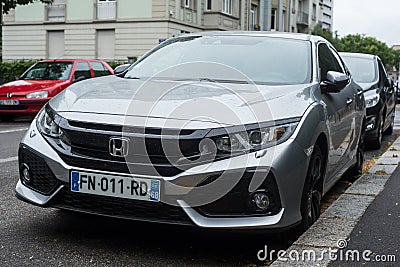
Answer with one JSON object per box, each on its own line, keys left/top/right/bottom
{"left": 26, "top": 91, "right": 48, "bottom": 99}
{"left": 36, "top": 107, "right": 62, "bottom": 138}
{"left": 365, "top": 93, "right": 379, "bottom": 108}
{"left": 214, "top": 122, "right": 298, "bottom": 153}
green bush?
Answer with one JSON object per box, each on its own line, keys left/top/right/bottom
{"left": 107, "top": 61, "right": 128, "bottom": 70}
{"left": 107, "top": 58, "right": 137, "bottom": 70}
{"left": 0, "top": 60, "right": 38, "bottom": 83}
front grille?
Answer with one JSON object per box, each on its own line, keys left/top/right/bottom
{"left": 51, "top": 187, "right": 194, "bottom": 225}
{"left": 66, "top": 132, "right": 202, "bottom": 164}
{"left": 19, "top": 147, "right": 60, "bottom": 195}
{"left": 55, "top": 119, "right": 208, "bottom": 177}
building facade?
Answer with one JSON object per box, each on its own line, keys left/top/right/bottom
{"left": 2, "top": 0, "right": 333, "bottom": 62}
{"left": 320, "top": 0, "right": 333, "bottom": 30}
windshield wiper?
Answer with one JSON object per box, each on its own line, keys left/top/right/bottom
{"left": 199, "top": 78, "right": 249, "bottom": 84}
{"left": 124, "top": 76, "right": 141, "bottom": 80}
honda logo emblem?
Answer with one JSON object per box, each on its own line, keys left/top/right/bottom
{"left": 7, "top": 93, "right": 13, "bottom": 98}
{"left": 109, "top": 137, "right": 129, "bottom": 157}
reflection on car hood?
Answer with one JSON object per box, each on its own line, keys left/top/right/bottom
{"left": 50, "top": 76, "right": 315, "bottom": 129}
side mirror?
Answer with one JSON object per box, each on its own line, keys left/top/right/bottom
{"left": 73, "top": 76, "right": 86, "bottom": 83}
{"left": 321, "top": 71, "right": 350, "bottom": 94}
{"left": 114, "top": 64, "right": 131, "bottom": 75}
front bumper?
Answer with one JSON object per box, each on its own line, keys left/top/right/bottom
{"left": 364, "top": 104, "right": 382, "bottom": 141}
{"left": 0, "top": 99, "right": 49, "bottom": 115}
{"left": 16, "top": 119, "right": 309, "bottom": 230}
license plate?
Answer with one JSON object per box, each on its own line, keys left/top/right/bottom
{"left": 70, "top": 171, "right": 160, "bottom": 202}
{"left": 0, "top": 100, "right": 20, "bottom": 105}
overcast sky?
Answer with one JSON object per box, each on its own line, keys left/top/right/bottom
{"left": 333, "top": 0, "right": 400, "bottom": 47}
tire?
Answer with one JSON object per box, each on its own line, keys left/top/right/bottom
{"left": 299, "top": 144, "right": 324, "bottom": 231}
{"left": 347, "top": 132, "right": 364, "bottom": 180}
{"left": 370, "top": 115, "right": 383, "bottom": 150}
{"left": 384, "top": 114, "right": 395, "bottom": 135}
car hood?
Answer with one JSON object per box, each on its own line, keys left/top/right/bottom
{"left": 51, "top": 76, "right": 315, "bottom": 129}
{"left": 0, "top": 80, "right": 68, "bottom": 96}
{"left": 357, "top": 82, "right": 378, "bottom": 92}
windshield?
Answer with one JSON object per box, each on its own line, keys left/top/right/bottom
{"left": 20, "top": 62, "right": 74, "bottom": 81}
{"left": 125, "top": 35, "right": 311, "bottom": 85}
{"left": 341, "top": 56, "right": 377, "bottom": 83}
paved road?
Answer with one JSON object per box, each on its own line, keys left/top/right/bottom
{"left": 0, "top": 107, "right": 399, "bottom": 266}
{"left": 330, "top": 167, "right": 399, "bottom": 267}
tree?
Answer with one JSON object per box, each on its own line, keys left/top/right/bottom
{"left": 340, "top": 34, "right": 397, "bottom": 68}
{"left": 2, "top": 0, "right": 53, "bottom": 14}
{"left": 311, "top": 24, "right": 341, "bottom": 50}
{"left": 311, "top": 25, "right": 398, "bottom": 69}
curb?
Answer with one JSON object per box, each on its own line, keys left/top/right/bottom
{"left": 270, "top": 136, "right": 400, "bottom": 266}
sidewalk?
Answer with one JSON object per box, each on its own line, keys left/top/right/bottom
{"left": 271, "top": 137, "right": 400, "bottom": 266}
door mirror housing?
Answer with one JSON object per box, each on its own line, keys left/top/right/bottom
{"left": 114, "top": 64, "right": 131, "bottom": 75}
{"left": 321, "top": 71, "right": 350, "bottom": 94}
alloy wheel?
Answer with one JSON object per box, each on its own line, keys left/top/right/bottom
{"left": 306, "top": 154, "right": 322, "bottom": 225}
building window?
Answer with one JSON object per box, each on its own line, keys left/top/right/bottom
{"left": 46, "top": 0, "right": 66, "bottom": 22}
{"left": 222, "top": 0, "right": 232, "bottom": 15}
{"left": 48, "top": 31, "right": 64, "bottom": 59}
{"left": 291, "top": 0, "right": 296, "bottom": 14}
{"left": 206, "top": 0, "right": 212, "bottom": 10}
{"left": 250, "top": 4, "right": 258, "bottom": 30}
{"left": 271, "top": 9, "right": 277, "bottom": 31}
{"left": 312, "top": 3, "right": 317, "bottom": 21}
{"left": 283, "top": 10, "right": 286, "bottom": 31}
{"left": 97, "top": 0, "right": 117, "bottom": 20}
{"left": 97, "top": 30, "right": 115, "bottom": 61}
{"left": 185, "top": 0, "right": 190, "bottom": 8}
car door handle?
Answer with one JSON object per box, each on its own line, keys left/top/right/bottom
{"left": 346, "top": 98, "right": 353, "bottom": 105}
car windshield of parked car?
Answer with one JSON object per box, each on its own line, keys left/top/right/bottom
{"left": 20, "top": 62, "right": 74, "bottom": 81}
{"left": 125, "top": 35, "right": 311, "bottom": 85}
{"left": 341, "top": 56, "right": 377, "bottom": 83}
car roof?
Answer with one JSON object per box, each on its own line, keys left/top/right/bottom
{"left": 182, "top": 31, "right": 328, "bottom": 43}
{"left": 40, "top": 59, "right": 106, "bottom": 63}
{"left": 339, "top": 52, "right": 377, "bottom": 60}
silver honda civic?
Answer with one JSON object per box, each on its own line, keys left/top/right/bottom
{"left": 16, "top": 32, "right": 365, "bottom": 232}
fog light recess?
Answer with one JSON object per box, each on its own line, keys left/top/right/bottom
{"left": 21, "top": 164, "right": 31, "bottom": 184}
{"left": 251, "top": 191, "right": 270, "bottom": 211}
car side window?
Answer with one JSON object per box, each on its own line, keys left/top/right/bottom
{"left": 74, "top": 62, "right": 92, "bottom": 80}
{"left": 330, "top": 48, "right": 348, "bottom": 75}
{"left": 317, "top": 43, "right": 344, "bottom": 81}
{"left": 91, "top": 62, "right": 112, "bottom": 77}
{"left": 377, "top": 59, "right": 388, "bottom": 87}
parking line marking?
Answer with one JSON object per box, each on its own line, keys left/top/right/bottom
{"left": 0, "top": 156, "right": 18, "bottom": 164}
{"left": 0, "top": 128, "right": 28, "bottom": 134}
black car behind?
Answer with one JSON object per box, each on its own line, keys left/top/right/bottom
{"left": 340, "top": 52, "right": 396, "bottom": 149}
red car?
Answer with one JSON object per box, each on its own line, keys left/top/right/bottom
{"left": 0, "top": 59, "right": 114, "bottom": 119}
